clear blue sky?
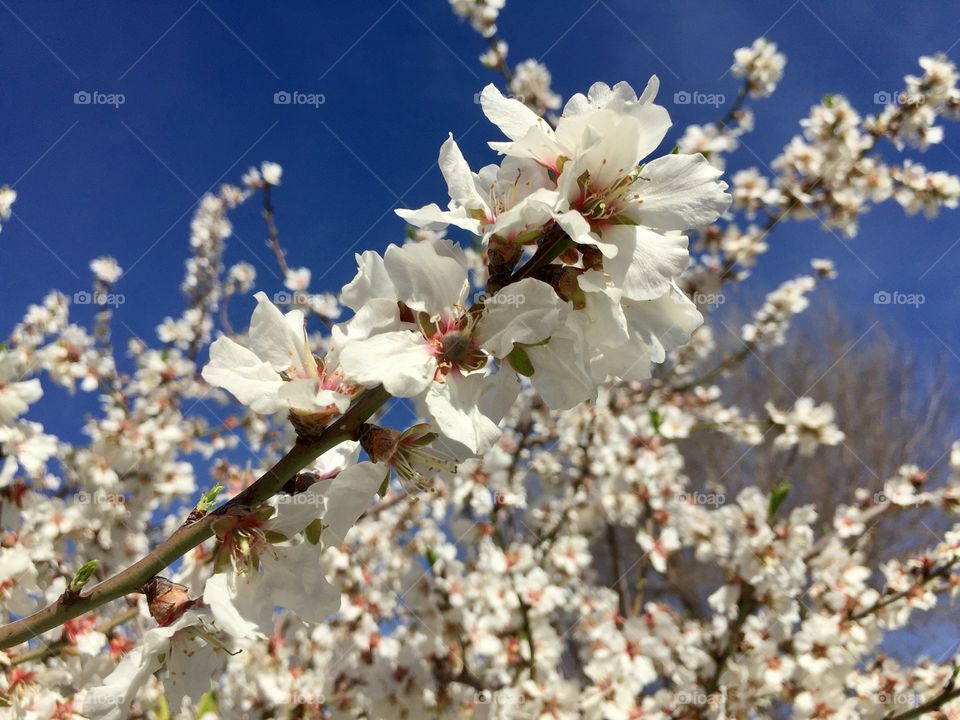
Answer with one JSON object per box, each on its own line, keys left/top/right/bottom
{"left": 2, "top": 0, "right": 959, "bottom": 431}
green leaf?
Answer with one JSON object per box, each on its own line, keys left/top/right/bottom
{"left": 649, "top": 409, "right": 663, "bottom": 433}
{"left": 507, "top": 346, "right": 535, "bottom": 377}
{"left": 196, "top": 483, "right": 224, "bottom": 513}
{"left": 377, "top": 472, "right": 390, "bottom": 498}
{"left": 304, "top": 518, "right": 324, "bottom": 546}
{"left": 69, "top": 560, "right": 99, "bottom": 592}
{"left": 195, "top": 691, "right": 218, "bottom": 718}
{"left": 768, "top": 482, "right": 792, "bottom": 521}
{"left": 154, "top": 694, "right": 171, "bottom": 720}
{"left": 425, "top": 547, "right": 439, "bottom": 568}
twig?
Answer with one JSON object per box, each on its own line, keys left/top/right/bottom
{"left": 0, "top": 385, "right": 391, "bottom": 650}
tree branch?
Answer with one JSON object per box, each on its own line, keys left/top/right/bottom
{"left": 0, "top": 385, "right": 391, "bottom": 651}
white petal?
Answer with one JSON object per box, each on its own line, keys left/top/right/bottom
{"left": 249, "top": 292, "right": 315, "bottom": 376}
{"left": 439, "top": 134, "right": 490, "bottom": 214}
{"left": 621, "top": 283, "right": 703, "bottom": 363}
{"left": 261, "top": 544, "right": 342, "bottom": 623}
{"left": 311, "top": 461, "right": 384, "bottom": 547}
{"left": 481, "top": 83, "right": 552, "bottom": 141}
{"left": 632, "top": 153, "right": 731, "bottom": 230}
{"left": 525, "top": 325, "right": 596, "bottom": 411}
{"left": 340, "top": 251, "right": 395, "bottom": 311}
{"left": 425, "top": 374, "right": 503, "bottom": 454}
{"left": 601, "top": 225, "right": 689, "bottom": 301}
{"left": 395, "top": 203, "right": 483, "bottom": 234}
{"left": 202, "top": 336, "right": 285, "bottom": 414}
{"left": 383, "top": 238, "right": 469, "bottom": 316}
{"left": 475, "top": 278, "right": 565, "bottom": 358}
{"left": 338, "top": 330, "right": 434, "bottom": 397}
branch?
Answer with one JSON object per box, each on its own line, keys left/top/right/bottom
{"left": 262, "top": 183, "right": 289, "bottom": 276}
{"left": 0, "top": 385, "right": 391, "bottom": 651}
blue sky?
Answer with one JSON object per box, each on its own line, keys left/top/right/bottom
{"left": 2, "top": 0, "right": 959, "bottom": 432}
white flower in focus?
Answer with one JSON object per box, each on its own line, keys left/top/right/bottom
{"left": 336, "top": 238, "right": 560, "bottom": 452}
{"left": 202, "top": 292, "right": 355, "bottom": 421}
{"left": 203, "top": 461, "right": 384, "bottom": 642}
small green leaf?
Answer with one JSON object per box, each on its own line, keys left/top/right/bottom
{"left": 425, "top": 547, "right": 439, "bottom": 568}
{"left": 196, "top": 483, "right": 224, "bottom": 513}
{"left": 155, "top": 694, "right": 171, "bottom": 720}
{"left": 264, "top": 531, "right": 289, "bottom": 545}
{"left": 69, "top": 560, "right": 99, "bottom": 592}
{"left": 649, "top": 409, "right": 663, "bottom": 433}
{"left": 195, "top": 691, "right": 218, "bottom": 718}
{"left": 768, "top": 482, "right": 792, "bottom": 521}
{"left": 377, "top": 472, "right": 390, "bottom": 498}
{"left": 507, "top": 346, "right": 535, "bottom": 377}
{"left": 304, "top": 518, "right": 324, "bottom": 546}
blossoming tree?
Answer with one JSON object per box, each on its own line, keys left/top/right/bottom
{"left": 3, "top": 2, "right": 960, "bottom": 718}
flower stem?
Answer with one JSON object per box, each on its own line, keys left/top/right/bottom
{"left": 0, "top": 385, "right": 391, "bottom": 651}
